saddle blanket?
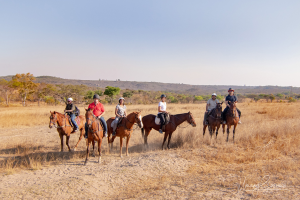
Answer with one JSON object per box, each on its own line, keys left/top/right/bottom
{"left": 155, "top": 116, "right": 161, "bottom": 125}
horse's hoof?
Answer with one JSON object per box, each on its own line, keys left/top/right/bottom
{"left": 73, "top": 148, "right": 77, "bottom": 152}
{"left": 120, "top": 155, "right": 123, "bottom": 158}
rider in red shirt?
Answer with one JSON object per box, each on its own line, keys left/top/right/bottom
{"left": 85, "top": 94, "right": 108, "bottom": 138}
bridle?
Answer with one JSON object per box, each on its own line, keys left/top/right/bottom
{"left": 86, "top": 111, "right": 102, "bottom": 134}
{"left": 49, "top": 113, "right": 71, "bottom": 128}
{"left": 119, "top": 113, "right": 142, "bottom": 131}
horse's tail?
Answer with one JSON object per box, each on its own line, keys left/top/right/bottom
{"left": 141, "top": 127, "right": 144, "bottom": 139}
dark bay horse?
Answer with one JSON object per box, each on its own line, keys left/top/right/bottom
{"left": 106, "top": 112, "right": 143, "bottom": 157}
{"left": 222, "top": 101, "right": 239, "bottom": 142}
{"left": 49, "top": 111, "right": 85, "bottom": 152}
{"left": 203, "top": 103, "right": 223, "bottom": 144}
{"left": 141, "top": 112, "right": 196, "bottom": 150}
{"left": 84, "top": 108, "right": 104, "bottom": 165}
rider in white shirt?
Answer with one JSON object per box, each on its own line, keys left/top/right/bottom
{"left": 158, "top": 94, "right": 168, "bottom": 134}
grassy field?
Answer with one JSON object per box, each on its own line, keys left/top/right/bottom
{"left": 0, "top": 102, "right": 299, "bottom": 198}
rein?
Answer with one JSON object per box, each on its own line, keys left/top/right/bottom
{"left": 119, "top": 114, "right": 140, "bottom": 131}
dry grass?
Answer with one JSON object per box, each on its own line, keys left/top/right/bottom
{"left": 0, "top": 102, "right": 299, "bottom": 198}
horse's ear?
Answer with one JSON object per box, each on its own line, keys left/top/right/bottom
{"left": 50, "top": 111, "right": 52, "bottom": 113}
{"left": 221, "top": 102, "right": 223, "bottom": 104}
{"left": 228, "top": 101, "right": 231, "bottom": 104}
{"left": 85, "top": 108, "right": 88, "bottom": 111}
{"left": 53, "top": 111, "right": 56, "bottom": 114}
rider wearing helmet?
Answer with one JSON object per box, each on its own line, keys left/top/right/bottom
{"left": 85, "top": 94, "right": 108, "bottom": 138}
{"left": 64, "top": 97, "right": 79, "bottom": 133}
{"left": 111, "top": 97, "right": 127, "bottom": 136}
{"left": 158, "top": 94, "right": 168, "bottom": 134}
{"left": 204, "top": 93, "right": 220, "bottom": 125}
{"left": 222, "top": 88, "right": 241, "bottom": 124}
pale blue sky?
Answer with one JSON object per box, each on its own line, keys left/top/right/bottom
{"left": 1, "top": 1, "right": 299, "bottom": 86}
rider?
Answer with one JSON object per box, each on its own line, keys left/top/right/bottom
{"left": 85, "top": 94, "right": 108, "bottom": 138}
{"left": 204, "top": 93, "right": 220, "bottom": 125}
{"left": 112, "top": 97, "right": 127, "bottom": 136}
{"left": 64, "top": 97, "right": 78, "bottom": 133}
{"left": 158, "top": 94, "right": 168, "bottom": 134}
{"left": 222, "top": 88, "right": 241, "bottom": 124}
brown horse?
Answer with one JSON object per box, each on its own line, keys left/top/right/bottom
{"left": 203, "top": 103, "right": 223, "bottom": 143}
{"left": 141, "top": 112, "right": 196, "bottom": 150}
{"left": 49, "top": 111, "right": 85, "bottom": 151}
{"left": 222, "top": 101, "right": 239, "bottom": 142}
{"left": 106, "top": 112, "right": 143, "bottom": 157}
{"left": 84, "top": 108, "right": 104, "bottom": 165}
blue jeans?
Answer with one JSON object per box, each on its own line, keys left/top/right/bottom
{"left": 68, "top": 113, "right": 78, "bottom": 129}
{"left": 85, "top": 116, "right": 107, "bottom": 138}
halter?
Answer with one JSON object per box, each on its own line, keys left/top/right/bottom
{"left": 86, "top": 112, "right": 102, "bottom": 135}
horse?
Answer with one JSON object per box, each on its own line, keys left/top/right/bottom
{"left": 84, "top": 108, "right": 104, "bottom": 165}
{"left": 49, "top": 111, "right": 86, "bottom": 152}
{"left": 222, "top": 101, "right": 239, "bottom": 142}
{"left": 141, "top": 112, "right": 196, "bottom": 150}
{"left": 203, "top": 102, "right": 223, "bottom": 144}
{"left": 106, "top": 112, "right": 143, "bottom": 157}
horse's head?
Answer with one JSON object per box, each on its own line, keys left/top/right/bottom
{"left": 49, "top": 111, "right": 58, "bottom": 128}
{"left": 128, "top": 111, "right": 143, "bottom": 128}
{"left": 216, "top": 102, "right": 223, "bottom": 118}
{"left": 85, "top": 108, "right": 95, "bottom": 128}
{"left": 188, "top": 111, "right": 197, "bottom": 127}
{"left": 229, "top": 101, "right": 237, "bottom": 116}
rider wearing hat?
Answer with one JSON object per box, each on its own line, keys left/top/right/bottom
{"left": 222, "top": 88, "right": 241, "bottom": 124}
{"left": 158, "top": 94, "right": 168, "bottom": 134}
{"left": 112, "top": 97, "right": 127, "bottom": 136}
{"left": 204, "top": 93, "right": 220, "bottom": 125}
{"left": 85, "top": 94, "right": 108, "bottom": 138}
{"left": 64, "top": 97, "right": 78, "bottom": 133}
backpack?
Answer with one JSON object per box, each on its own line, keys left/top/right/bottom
{"left": 74, "top": 106, "right": 80, "bottom": 116}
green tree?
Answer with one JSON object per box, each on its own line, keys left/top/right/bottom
{"left": 194, "top": 95, "right": 203, "bottom": 101}
{"left": 269, "top": 94, "right": 275, "bottom": 102}
{"left": 104, "top": 86, "right": 121, "bottom": 104}
{"left": 11, "top": 73, "right": 38, "bottom": 106}
{"left": 216, "top": 95, "right": 223, "bottom": 101}
{"left": 94, "top": 90, "right": 103, "bottom": 96}
{"left": 123, "top": 91, "right": 134, "bottom": 104}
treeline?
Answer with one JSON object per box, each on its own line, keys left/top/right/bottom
{"left": 0, "top": 73, "right": 298, "bottom": 106}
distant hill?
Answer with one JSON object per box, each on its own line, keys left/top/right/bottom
{"left": 0, "top": 75, "right": 298, "bottom": 95}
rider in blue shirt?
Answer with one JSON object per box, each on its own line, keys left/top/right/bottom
{"left": 222, "top": 88, "right": 241, "bottom": 124}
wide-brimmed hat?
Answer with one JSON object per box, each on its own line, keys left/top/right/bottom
{"left": 119, "top": 97, "right": 125, "bottom": 101}
{"left": 93, "top": 94, "right": 100, "bottom": 99}
{"left": 228, "top": 88, "right": 234, "bottom": 92}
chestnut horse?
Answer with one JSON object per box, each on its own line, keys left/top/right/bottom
{"left": 49, "top": 111, "right": 85, "bottom": 151}
{"left": 222, "top": 101, "right": 239, "bottom": 142}
{"left": 106, "top": 112, "right": 143, "bottom": 157}
{"left": 84, "top": 108, "right": 104, "bottom": 165}
{"left": 141, "top": 112, "right": 196, "bottom": 150}
{"left": 203, "top": 103, "right": 223, "bottom": 143}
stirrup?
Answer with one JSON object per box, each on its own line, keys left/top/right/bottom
{"left": 223, "top": 121, "right": 226, "bottom": 124}
{"left": 159, "top": 129, "right": 163, "bottom": 134}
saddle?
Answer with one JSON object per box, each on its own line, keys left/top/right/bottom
{"left": 68, "top": 116, "right": 81, "bottom": 128}
{"left": 155, "top": 113, "right": 170, "bottom": 125}
{"left": 111, "top": 117, "right": 124, "bottom": 129}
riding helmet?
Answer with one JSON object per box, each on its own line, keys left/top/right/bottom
{"left": 212, "top": 93, "right": 217, "bottom": 96}
{"left": 119, "top": 97, "right": 125, "bottom": 101}
{"left": 67, "top": 97, "right": 73, "bottom": 102}
{"left": 161, "top": 94, "right": 166, "bottom": 98}
{"left": 93, "top": 94, "right": 100, "bottom": 99}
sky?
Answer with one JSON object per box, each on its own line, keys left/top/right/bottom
{"left": 1, "top": 1, "right": 300, "bottom": 86}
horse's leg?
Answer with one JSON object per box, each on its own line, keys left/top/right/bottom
{"left": 66, "top": 135, "right": 71, "bottom": 152}
{"left": 92, "top": 140, "right": 95, "bottom": 157}
{"left": 84, "top": 139, "right": 91, "bottom": 165}
{"left": 216, "top": 124, "right": 220, "bottom": 140}
{"left": 222, "top": 124, "right": 225, "bottom": 135}
{"left": 126, "top": 135, "right": 131, "bottom": 156}
{"left": 59, "top": 132, "right": 64, "bottom": 152}
{"left": 167, "top": 132, "right": 173, "bottom": 149}
{"left": 203, "top": 124, "right": 207, "bottom": 137}
{"left": 74, "top": 128, "right": 84, "bottom": 151}
{"left": 98, "top": 138, "right": 102, "bottom": 163}
{"left": 144, "top": 129, "right": 151, "bottom": 148}
{"left": 120, "top": 137, "right": 123, "bottom": 158}
{"left": 162, "top": 132, "right": 168, "bottom": 150}
{"left": 226, "top": 125, "right": 230, "bottom": 142}
{"left": 233, "top": 124, "right": 237, "bottom": 143}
